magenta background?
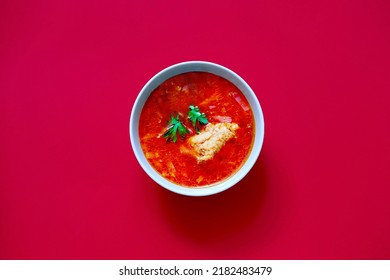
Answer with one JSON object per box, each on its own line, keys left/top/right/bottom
{"left": 1, "top": 0, "right": 389, "bottom": 259}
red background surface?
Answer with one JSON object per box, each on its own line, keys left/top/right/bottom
{"left": 1, "top": 0, "right": 389, "bottom": 259}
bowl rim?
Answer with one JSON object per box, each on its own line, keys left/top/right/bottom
{"left": 130, "top": 61, "right": 265, "bottom": 196}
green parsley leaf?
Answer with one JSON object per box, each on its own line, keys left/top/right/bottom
{"left": 188, "top": 105, "right": 208, "bottom": 133}
{"left": 163, "top": 114, "right": 189, "bottom": 143}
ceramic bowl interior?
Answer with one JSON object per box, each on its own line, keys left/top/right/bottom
{"left": 130, "top": 61, "right": 264, "bottom": 196}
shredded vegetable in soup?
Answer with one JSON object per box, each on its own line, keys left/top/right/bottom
{"left": 139, "top": 72, "right": 254, "bottom": 187}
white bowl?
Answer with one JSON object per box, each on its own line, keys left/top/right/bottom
{"left": 130, "top": 61, "right": 264, "bottom": 196}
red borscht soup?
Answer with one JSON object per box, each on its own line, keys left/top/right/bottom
{"left": 139, "top": 72, "right": 254, "bottom": 187}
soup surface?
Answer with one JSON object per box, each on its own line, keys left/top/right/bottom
{"left": 139, "top": 72, "right": 254, "bottom": 187}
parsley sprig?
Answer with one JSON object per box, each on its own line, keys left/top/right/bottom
{"left": 163, "top": 105, "right": 208, "bottom": 143}
{"left": 163, "top": 114, "right": 189, "bottom": 143}
{"left": 188, "top": 105, "right": 208, "bottom": 133}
